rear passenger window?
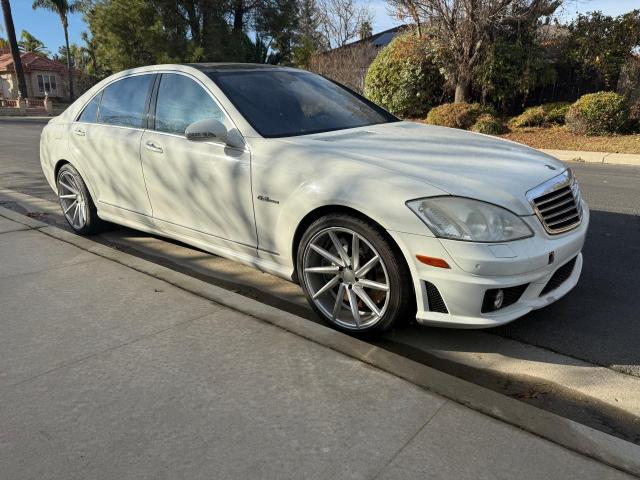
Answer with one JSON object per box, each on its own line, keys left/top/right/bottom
{"left": 98, "top": 75, "right": 153, "bottom": 128}
{"left": 78, "top": 92, "right": 101, "bottom": 123}
{"left": 154, "top": 74, "right": 225, "bottom": 135}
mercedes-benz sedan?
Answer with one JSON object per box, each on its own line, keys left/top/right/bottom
{"left": 40, "top": 63, "right": 589, "bottom": 333}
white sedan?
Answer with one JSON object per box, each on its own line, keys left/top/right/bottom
{"left": 40, "top": 63, "right": 589, "bottom": 333}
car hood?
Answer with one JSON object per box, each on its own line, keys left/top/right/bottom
{"left": 279, "top": 121, "right": 566, "bottom": 215}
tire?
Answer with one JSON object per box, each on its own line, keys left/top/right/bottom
{"left": 297, "top": 213, "right": 414, "bottom": 334}
{"left": 56, "top": 163, "right": 106, "bottom": 235}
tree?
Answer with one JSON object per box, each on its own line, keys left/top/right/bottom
{"left": 82, "top": 0, "right": 165, "bottom": 73}
{"left": 1, "top": 0, "right": 28, "bottom": 97}
{"left": 397, "top": 0, "right": 561, "bottom": 102}
{"left": 317, "top": 0, "right": 372, "bottom": 48}
{"left": 387, "top": 0, "right": 422, "bottom": 35}
{"left": 18, "top": 30, "right": 49, "bottom": 56}
{"left": 291, "top": 0, "right": 327, "bottom": 66}
{"left": 359, "top": 20, "right": 372, "bottom": 39}
{"left": 475, "top": 11, "right": 556, "bottom": 109}
{"left": 255, "top": 0, "right": 299, "bottom": 64}
{"left": 32, "top": 0, "right": 79, "bottom": 101}
{"left": 565, "top": 10, "right": 640, "bottom": 93}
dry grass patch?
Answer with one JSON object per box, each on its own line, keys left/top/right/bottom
{"left": 500, "top": 126, "right": 640, "bottom": 154}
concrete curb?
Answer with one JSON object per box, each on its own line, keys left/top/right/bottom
{"left": 542, "top": 149, "right": 640, "bottom": 166}
{"left": 1, "top": 204, "right": 639, "bottom": 477}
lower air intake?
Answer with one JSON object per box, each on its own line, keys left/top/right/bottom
{"left": 540, "top": 257, "right": 577, "bottom": 296}
{"left": 425, "top": 281, "right": 448, "bottom": 313}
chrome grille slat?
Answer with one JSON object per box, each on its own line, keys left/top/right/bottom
{"left": 534, "top": 188, "right": 572, "bottom": 208}
{"left": 547, "top": 212, "right": 580, "bottom": 227}
{"left": 538, "top": 195, "right": 574, "bottom": 213}
{"left": 526, "top": 170, "right": 583, "bottom": 235}
{"left": 545, "top": 205, "right": 579, "bottom": 221}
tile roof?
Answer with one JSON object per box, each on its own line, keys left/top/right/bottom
{"left": 0, "top": 51, "right": 80, "bottom": 75}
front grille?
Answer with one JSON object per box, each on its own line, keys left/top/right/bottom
{"left": 540, "top": 257, "right": 577, "bottom": 296}
{"left": 528, "top": 170, "right": 583, "bottom": 234}
{"left": 425, "top": 281, "right": 448, "bottom": 313}
{"left": 481, "top": 284, "right": 528, "bottom": 313}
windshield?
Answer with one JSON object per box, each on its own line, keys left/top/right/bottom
{"left": 208, "top": 69, "right": 398, "bottom": 138}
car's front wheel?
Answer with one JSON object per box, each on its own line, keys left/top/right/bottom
{"left": 297, "top": 214, "right": 414, "bottom": 334}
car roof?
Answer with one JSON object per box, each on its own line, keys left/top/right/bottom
{"left": 185, "top": 63, "right": 297, "bottom": 73}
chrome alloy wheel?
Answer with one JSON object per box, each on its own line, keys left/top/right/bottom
{"left": 57, "top": 171, "right": 88, "bottom": 231}
{"left": 302, "top": 227, "right": 390, "bottom": 331}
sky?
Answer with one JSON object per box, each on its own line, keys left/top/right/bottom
{"left": 2, "top": 0, "right": 639, "bottom": 54}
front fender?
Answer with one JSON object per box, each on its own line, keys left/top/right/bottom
{"left": 262, "top": 170, "right": 445, "bottom": 266}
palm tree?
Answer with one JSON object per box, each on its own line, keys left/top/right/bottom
{"left": 32, "top": 0, "right": 78, "bottom": 101}
{"left": 18, "top": 30, "right": 49, "bottom": 56}
{"left": 1, "top": 0, "right": 28, "bottom": 97}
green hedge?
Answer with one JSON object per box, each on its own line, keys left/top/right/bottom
{"left": 566, "top": 92, "right": 629, "bottom": 135}
{"left": 364, "top": 33, "right": 443, "bottom": 117}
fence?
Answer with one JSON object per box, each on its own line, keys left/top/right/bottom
{"left": 0, "top": 95, "right": 52, "bottom": 115}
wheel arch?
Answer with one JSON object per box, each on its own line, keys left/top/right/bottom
{"left": 53, "top": 158, "right": 70, "bottom": 182}
{"left": 53, "top": 158, "right": 98, "bottom": 203}
{"left": 290, "top": 204, "right": 412, "bottom": 288}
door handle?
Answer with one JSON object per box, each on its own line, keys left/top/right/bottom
{"left": 73, "top": 127, "right": 85, "bottom": 136}
{"left": 144, "top": 141, "right": 163, "bottom": 153}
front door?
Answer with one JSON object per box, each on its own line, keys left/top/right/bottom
{"left": 140, "top": 73, "right": 256, "bottom": 250}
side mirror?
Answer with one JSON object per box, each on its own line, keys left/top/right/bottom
{"left": 185, "top": 118, "right": 245, "bottom": 149}
{"left": 185, "top": 118, "right": 229, "bottom": 144}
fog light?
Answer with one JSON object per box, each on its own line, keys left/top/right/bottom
{"left": 493, "top": 289, "right": 504, "bottom": 310}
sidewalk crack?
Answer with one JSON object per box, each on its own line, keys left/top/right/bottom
{"left": 370, "top": 400, "right": 448, "bottom": 479}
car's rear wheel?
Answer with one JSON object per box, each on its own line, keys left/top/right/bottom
{"left": 297, "top": 214, "right": 414, "bottom": 334}
{"left": 56, "top": 164, "right": 105, "bottom": 235}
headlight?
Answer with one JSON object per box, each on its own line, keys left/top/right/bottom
{"left": 407, "top": 197, "right": 533, "bottom": 242}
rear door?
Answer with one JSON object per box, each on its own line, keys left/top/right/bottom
{"left": 69, "top": 74, "right": 155, "bottom": 216}
{"left": 140, "top": 72, "right": 256, "bottom": 250}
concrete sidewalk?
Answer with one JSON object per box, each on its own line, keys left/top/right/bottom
{"left": 542, "top": 149, "right": 640, "bottom": 166}
{"left": 0, "top": 209, "right": 637, "bottom": 479}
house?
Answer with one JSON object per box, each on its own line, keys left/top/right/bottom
{"left": 309, "top": 25, "right": 408, "bottom": 93}
{"left": 0, "top": 49, "right": 81, "bottom": 100}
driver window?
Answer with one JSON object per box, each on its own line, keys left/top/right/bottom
{"left": 154, "top": 73, "right": 226, "bottom": 136}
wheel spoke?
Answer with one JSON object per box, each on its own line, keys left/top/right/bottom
{"left": 347, "top": 288, "right": 361, "bottom": 327}
{"left": 355, "top": 255, "right": 379, "bottom": 277}
{"left": 351, "top": 235, "right": 360, "bottom": 271}
{"left": 310, "top": 243, "right": 344, "bottom": 267}
{"left": 77, "top": 204, "right": 85, "bottom": 226}
{"left": 71, "top": 203, "right": 79, "bottom": 224}
{"left": 305, "top": 265, "right": 340, "bottom": 274}
{"left": 353, "top": 285, "right": 381, "bottom": 317}
{"left": 328, "top": 231, "right": 351, "bottom": 267}
{"left": 59, "top": 180, "right": 78, "bottom": 194}
{"left": 312, "top": 275, "right": 340, "bottom": 300}
{"left": 331, "top": 283, "right": 346, "bottom": 320}
{"left": 63, "top": 200, "right": 77, "bottom": 214}
{"left": 357, "top": 278, "right": 389, "bottom": 291}
{"left": 59, "top": 194, "right": 77, "bottom": 199}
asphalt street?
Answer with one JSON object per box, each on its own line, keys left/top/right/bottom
{"left": 1, "top": 119, "right": 639, "bottom": 380}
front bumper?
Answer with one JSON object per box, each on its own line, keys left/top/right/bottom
{"left": 388, "top": 205, "right": 589, "bottom": 328}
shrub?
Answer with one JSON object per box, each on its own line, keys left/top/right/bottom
{"left": 471, "top": 114, "right": 507, "bottom": 134}
{"left": 509, "top": 106, "right": 546, "bottom": 128}
{"left": 544, "top": 102, "right": 571, "bottom": 125}
{"left": 364, "top": 33, "right": 444, "bottom": 117}
{"left": 425, "top": 103, "right": 483, "bottom": 130}
{"left": 509, "top": 102, "right": 571, "bottom": 128}
{"left": 566, "top": 92, "right": 629, "bottom": 135}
